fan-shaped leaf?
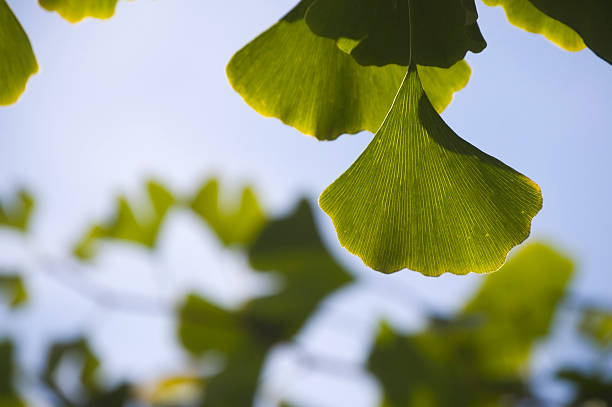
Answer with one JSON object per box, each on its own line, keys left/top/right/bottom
{"left": 304, "top": 0, "right": 486, "bottom": 67}
{"left": 38, "top": 0, "right": 119, "bottom": 23}
{"left": 227, "top": 1, "right": 471, "bottom": 141}
{"left": 319, "top": 69, "right": 542, "bottom": 276}
{"left": 481, "top": 0, "right": 585, "bottom": 52}
{"left": 0, "top": 0, "right": 38, "bottom": 106}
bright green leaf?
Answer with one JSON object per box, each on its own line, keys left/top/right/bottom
{"left": 190, "top": 179, "right": 266, "bottom": 247}
{"left": 0, "top": 190, "right": 35, "bottom": 232}
{"left": 227, "top": 1, "right": 470, "bottom": 141}
{"left": 304, "top": 0, "right": 486, "bottom": 67}
{"left": 73, "top": 181, "right": 175, "bottom": 259}
{"left": 481, "top": 0, "right": 585, "bottom": 52}
{"left": 368, "top": 243, "right": 573, "bottom": 406}
{"left": 319, "top": 69, "right": 542, "bottom": 276}
{"left": 0, "top": 0, "right": 38, "bottom": 106}
{"left": 0, "top": 274, "right": 27, "bottom": 308}
{"left": 38, "top": 0, "right": 119, "bottom": 23}
{"left": 528, "top": 0, "right": 612, "bottom": 64}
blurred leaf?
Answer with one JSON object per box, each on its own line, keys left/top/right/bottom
{"left": 0, "top": 0, "right": 38, "bottom": 106}
{"left": 38, "top": 0, "right": 119, "bottom": 23}
{"left": 368, "top": 243, "right": 573, "bottom": 407}
{"left": 481, "top": 0, "right": 585, "bottom": 52}
{"left": 528, "top": 0, "right": 612, "bottom": 64}
{"left": 138, "top": 375, "right": 204, "bottom": 406}
{"left": 579, "top": 308, "right": 612, "bottom": 349}
{"left": 0, "top": 341, "right": 25, "bottom": 407}
{"left": 73, "top": 181, "right": 175, "bottom": 259}
{"left": 227, "top": 0, "right": 471, "bottom": 141}
{"left": 0, "top": 274, "right": 27, "bottom": 308}
{"left": 319, "top": 69, "right": 542, "bottom": 276}
{"left": 177, "top": 200, "right": 352, "bottom": 406}
{"left": 557, "top": 368, "right": 612, "bottom": 406}
{"left": 190, "top": 179, "right": 266, "bottom": 247}
{"left": 0, "top": 190, "right": 35, "bottom": 232}
{"left": 304, "top": 0, "right": 486, "bottom": 67}
{"left": 42, "top": 337, "right": 132, "bottom": 407}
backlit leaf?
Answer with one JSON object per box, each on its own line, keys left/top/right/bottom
{"left": 528, "top": 0, "right": 612, "bottom": 64}
{"left": 319, "top": 69, "right": 542, "bottom": 276}
{"left": 0, "top": 0, "right": 38, "bottom": 106}
{"left": 304, "top": 0, "right": 486, "bottom": 67}
{"left": 38, "top": 0, "right": 119, "bottom": 23}
{"left": 481, "top": 0, "right": 585, "bottom": 52}
{"left": 190, "top": 179, "right": 266, "bottom": 247}
{"left": 227, "top": 1, "right": 470, "bottom": 140}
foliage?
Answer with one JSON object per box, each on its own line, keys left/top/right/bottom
{"left": 0, "top": 189, "right": 35, "bottom": 233}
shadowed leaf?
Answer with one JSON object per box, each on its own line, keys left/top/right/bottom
{"left": 227, "top": 1, "right": 471, "bottom": 141}
{"left": 304, "top": 0, "right": 486, "bottom": 67}
{"left": 73, "top": 181, "right": 175, "bottom": 259}
{"left": 0, "top": 341, "right": 25, "bottom": 407}
{"left": 320, "top": 69, "right": 542, "bottom": 276}
{"left": 0, "top": 274, "right": 27, "bottom": 308}
{"left": 481, "top": 0, "right": 585, "bottom": 52}
{"left": 368, "top": 243, "right": 573, "bottom": 406}
{"left": 0, "top": 0, "right": 38, "bottom": 106}
{"left": 528, "top": 0, "right": 612, "bottom": 64}
{"left": 190, "top": 179, "right": 266, "bottom": 246}
{"left": 579, "top": 308, "right": 612, "bottom": 349}
{"left": 0, "top": 190, "right": 35, "bottom": 232}
{"left": 38, "top": 0, "right": 119, "bottom": 23}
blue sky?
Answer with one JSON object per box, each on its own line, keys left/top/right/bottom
{"left": 0, "top": 0, "right": 611, "bottom": 405}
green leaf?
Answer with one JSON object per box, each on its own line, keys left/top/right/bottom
{"left": 38, "top": 0, "right": 119, "bottom": 23}
{"left": 0, "top": 274, "right": 27, "bottom": 308}
{"left": 0, "top": 190, "right": 35, "bottom": 232}
{"left": 0, "top": 341, "right": 25, "bottom": 407}
{"left": 304, "top": 0, "right": 486, "bottom": 67}
{"left": 190, "top": 179, "right": 266, "bottom": 247}
{"left": 73, "top": 181, "right": 175, "bottom": 259}
{"left": 481, "top": 0, "right": 585, "bottom": 52}
{"left": 319, "top": 68, "right": 542, "bottom": 276}
{"left": 227, "top": 1, "right": 470, "bottom": 140}
{"left": 579, "top": 308, "right": 612, "bottom": 349}
{"left": 0, "top": 0, "right": 38, "bottom": 106}
{"left": 368, "top": 243, "right": 573, "bottom": 406}
{"left": 528, "top": 0, "right": 612, "bottom": 64}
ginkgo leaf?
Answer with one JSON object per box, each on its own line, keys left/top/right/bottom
{"left": 73, "top": 181, "right": 175, "bottom": 259}
{"left": 304, "top": 0, "right": 486, "bottom": 67}
{"left": 319, "top": 68, "right": 542, "bottom": 276}
{"left": 0, "top": 190, "right": 35, "bottom": 232}
{"left": 0, "top": 0, "right": 38, "bottom": 106}
{"left": 481, "top": 0, "right": 585, "bottom": 52}
{"left": 227, "top": 0, "right": 471, "bottom": 141}
{"left": 190, "top": 179, "right": 266, "bottom": 247}
{"left": 528, "top": 0, "right": 612, "bottom": 64}
{"left": 38, "top": 0, "right": 119, "bottom": 23}
{"left": 0, "top": 274, "right": 27, "bottom": 308}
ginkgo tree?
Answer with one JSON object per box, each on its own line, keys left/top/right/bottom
{"left": 1, "top": 0, "right": 610, "bottom": 277}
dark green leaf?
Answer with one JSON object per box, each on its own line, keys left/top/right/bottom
{"left": 0, "top": 274, "right": 27, "bottom": 308}
{"left": 0, "top": 341, "right": 25, "bottom": 407}
{"left": 38, "top": 0, "right": 119, "bottom": 23}
{"left": 0, "top": 0, "right": 38, "bottom": 106}
{"left": 190, "top": 179, "right": 266, "bottom": 247}
{"left": 579, "top": 308, "right": 612, "bottom": 349}
{"left": 528, "top": 0, "right": 612, "bottom": 64}
{"left": 320, "top": 69, "right": 542, "bottom": 276}
{"left": 304, "top": 0, "right": 486, "bottom": 67}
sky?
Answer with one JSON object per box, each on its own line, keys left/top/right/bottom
{"left": 0, "top": 0, "right": 611, "bottom": 406}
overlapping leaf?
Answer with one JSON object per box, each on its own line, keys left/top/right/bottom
{"left": 368, "top": 243, "right": 574, "bottom": 406}
{"left": 227, "top": 0, "right": 472, "bottom": 141}
{"left": 320, "top": 69, "right": 542, "bottom": 275}
{"left": 528, "top": 0, "right": 612, "bottom": 64}
{"left": 177, "top": 200, "right": 353, "bottom": 406}
{"left": 0, "top": 0, "right": 38, "bottom": 106}
{"left": 0, "top": 190, "right": 35, "bottom": 232}
{"left": 73, "top": 181, "right": 175, "bottom": 259}
{"left": 481, "top": 0, "right": 585, "bottom": 52}
{"left": 304, "top": 0, "right": 486, "bottom": 67}
{"left": 38, "top": 0, "right": 120, "bottom": 23}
